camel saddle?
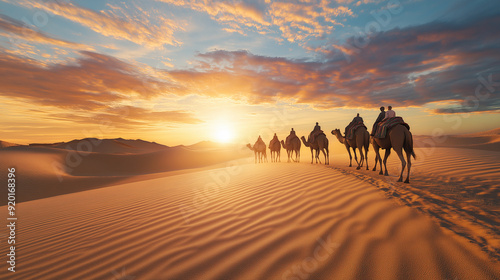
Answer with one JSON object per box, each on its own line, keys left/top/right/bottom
{"left": 374, "top": 117, "right": 410, "bottom": 139}
{"left": 346, "top": 122, "right": 366, "bottom": 140}
{"left": 269, "top": 137, "right": 279, "bottom": 147}
{"left": 285, "top": 134, "right": 298, "bottom": 146}
{"left": 309, "top": 130, "right": 325, "bottom": 142}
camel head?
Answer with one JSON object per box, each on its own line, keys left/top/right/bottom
{"left": 300, "top": 136, "right": 310, "bottom": 147}
{"left": 246, "top": 143, "right": 253, "bottom": 150}
{"left": 280, "top": 139, "right": 286, "bottom": 149}
{"left": 331, "top": 129, "right": 344, "bottom": 143}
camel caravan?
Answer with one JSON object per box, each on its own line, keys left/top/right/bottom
{"left": 246, "top": 106, "right": 416, "bottom": 183}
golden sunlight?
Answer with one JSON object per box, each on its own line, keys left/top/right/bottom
{"left": 212, "top": 122, "right": 235, "bottom": 143}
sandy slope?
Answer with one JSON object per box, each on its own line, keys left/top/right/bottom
{"left": 1, "top": 160, "right": 498, "bottom": 279}
{"left": 414, "top": 128, "right": 500, "bottom": 151}
{"left": 329, "top": 144, "right": 500, "bottom": 262}
{"left": 0, "top": 142, "right": 249, "bottom": 204}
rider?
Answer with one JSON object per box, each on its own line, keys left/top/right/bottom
{"left": 371, "top": 107, "right": 385, "bottom": 136}
{"left": 256, "top": 135, "right": 264, "bottom": 145}
{"left": 310, "top": 122, "right": 323, "bottom": 143}
{"left": 383, "top": 106, "right": 395, "bottom": 120}
{"left": 270, "top": 133, "right": 279, "bottom": 146}
{"left": 286, "top": 128, "right": 296, "bottom": 146}
{"left": 345, "top": 113, "right": 363, "bottom": 136}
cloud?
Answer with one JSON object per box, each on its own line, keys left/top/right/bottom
{"left": 0, "top": 50, "right": 201, "bottom": 125}
{"left": 50, "top": 106, "right": 202, "bottom": 127}
{"left": 158, "top": 0, "right": 353, "bottom": 44}
{"left": 10, "top": 0, "right": 183, "bottom": 48}
{"left": 164, "top": 12, "right": 500, "bottom": 113}
{"left": 0, "top": 14, "right": 91, "bottom": 50}
{"left": 268, "top": 1, "right": 352, "bottom": 43}
{"left": 159, "top": 0, "right": 270, "bottom": 33}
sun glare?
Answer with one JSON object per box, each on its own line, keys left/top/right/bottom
{"left": 213, "top": 124, "right": 235, "bottom": 143}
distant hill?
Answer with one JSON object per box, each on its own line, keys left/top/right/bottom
{"left": 414, "top": 128, "right": 500, "bottom": 151}
{"left": 27, "top": 138, "right": 170, "bottom": 154}
{"left": 0, "top": 140, "right": 20, "bottom": 148}
{"left": 1, "top": 138, "right": 239, "bottom": 154}
{"left": 0, "top": 138, "right": 250, "bottom": 204}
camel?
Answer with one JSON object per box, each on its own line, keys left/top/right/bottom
{"left": 269, "top": 138, "right": 281, "bottom": 162}
{"left": 246, "top": 140, "right": 267, "bottom": 163}
{"left": 371, "top": 124, "right": 416, "bottom": 183}
{"left": 280, "top": 138, "right": 301, "bottom": 162}
{"left": 300, "top": 134, "right": 329, "bottom": 165}
{"left": 331, "top": 128, "right": 369, "bottom": 170}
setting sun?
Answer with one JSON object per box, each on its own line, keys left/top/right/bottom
{"left": 213, "top": 124, "right": 235, "bottom": 143}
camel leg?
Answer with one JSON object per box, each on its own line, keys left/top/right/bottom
{"left": 346, "top": 147, "right": 352, "bottom": 167}
{"left": 353, "top": 149, "right": 359, "bottom": 168}
{"left": 316, "top": 149, "right": 321, "bottom": 164}
{"left": 394, "top": 147, "right": 406, "bottom": 182}
{"left": 365, "top": 146, "right": 369, "bottom": 170}
{"left": 310, "top": 147, "right": 314, "bottom": 164}
{"left": 383, "top": 149, "right": 391, "bottom": 176}
{"left": 356, "top": 147, "right": 363, "bottom": 170}
{"left": 326, "top": 148, "right": 329, "bottom": 165}
{"left": 377, "top": 150, "right": 383, "bottom": 174}
{"left": 359, "top": 147, "right": 364, "bottom": 168}
{"left": 404, "top": 149, "right": 412, "bottom": 183}
{"left": 372, "top": 144, "right": 380, "bottom": 172}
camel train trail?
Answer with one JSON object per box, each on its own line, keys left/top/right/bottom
{"left": 246, "top": 113, "right": 415, "bottom": 183}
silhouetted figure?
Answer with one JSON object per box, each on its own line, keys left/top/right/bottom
{"left": 269, "top": 133, "right": 281, "bottom": 162}
{"left": 310, "top": 122, "right": 323, "bottom": 143}
{"left": 345, "top": 113, "right": 364, "bottom": 136}
{"left": 314, "top": 122, "right": 320, "bottom": 131}
{"left": 283, "top": 128, "right": 301, "bottom": 162}
{"left": 383, "top": 106, "right": 395, "bottom": 120}
{"left": 247, "top": 135, "right": 267, "bottom": 163}
{"left": 371, "top": 107, "right": 386, "bottom": 136}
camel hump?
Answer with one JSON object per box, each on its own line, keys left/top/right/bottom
{"left": 374, "top": 117, "right": 410, "bottom": 138}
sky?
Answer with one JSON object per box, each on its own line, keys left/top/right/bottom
{"left": 0, "top": 0, "right": 499, "bottom": 146}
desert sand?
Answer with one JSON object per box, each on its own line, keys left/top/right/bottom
{"left": 0, "top": 133, "right": 499, "bottom": 279}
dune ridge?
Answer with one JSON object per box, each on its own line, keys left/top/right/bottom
{"left": 1, "top": 162, "right": 498, "bottom": 279}
{"left": 414, "top": 128, "right": 500, "bottom": 151}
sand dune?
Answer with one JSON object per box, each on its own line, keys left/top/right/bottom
{"left": 0, "top": 140, "right": 20, "bottom": 148}
{"left": 0, "top": 140, "right": 249, "bottom": 204}
{"left": 414, "top": 128, "right": 500, "bottom": 151}
{"left": 330, "top": 145, "right": 500, "bottom": 263}
{"left": 1, "top": 157, "right": 499, "bottom": 279}
{"left": 28, "top": 138, "right": 170, "bottom": 154}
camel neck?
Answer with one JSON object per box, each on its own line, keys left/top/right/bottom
{"left": 336, "top": 133, "right": 344, "bottom": 144}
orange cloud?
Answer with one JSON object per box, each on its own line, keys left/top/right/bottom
{"left": 158, "top": 0, "right": 353, "bottom": 44}
{"left": 269, "top": 1, "right": 352, "bottom": 43}
{"left": 50, "top": 106, "right": 202, "bottom": 127}
{"left": 0, "top": 50, "right": 201, "bottom": 125}
{"left": 159, "top": 0, "right": 270, "bottom": 34}
{"left": 165, "top": 11, "right": 500, "bottom": 113}
{"left": 12, "top": 0, "right": 183, "bottom": 48}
